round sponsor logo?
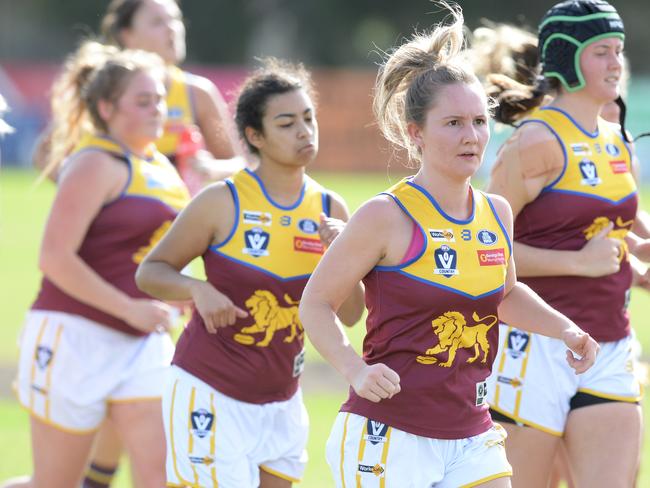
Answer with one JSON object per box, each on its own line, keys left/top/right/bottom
{"left": 298, "top": 218, "right": 319, "bottom": 234}
{"left": 477, "top": 229, "right": 498, "bottom": 245}
{"left": 605, "top": 143, "right": 621, "bottom": 157}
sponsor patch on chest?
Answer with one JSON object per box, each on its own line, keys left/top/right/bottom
{"left": 434, "top": 245, "right": 458, "bottom": 277}
{"left": 294, "top": 236, "right": 324, "bottom": 254}
{"left": 477, "top": 248, "right": 506, "bottom": 266}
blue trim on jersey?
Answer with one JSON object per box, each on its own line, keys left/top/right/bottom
{"left": 376, "top": 269, "right": 505, "bottom": 300}
{"left": 543, "top": 188, "right": 638, "bottom": 205}
{"left": 101, "top": 193, "right": 180, "bottom": 214}
{"left": 245, "top": 168, "right": 306, "bottom": 210}
{"left": 211, "top": 179, "right": 239, "bottom": 249}
{"left": 322, "top": 192, "right": 331, "bottom": 217}
{"left": 206, "top": 248, "right": 312, "bottom": 282}
{"left": 541, "top": 106, "right": 599, "bottom": 138}
{"left": 71, "top": 141, "right": 133, "bottom": 206}
{"left": 517, "top": 119, "right": 568, "bottom": 192}
{"left": 615, "top": 129, "right": 634, "bottom": 164}
{"left": 374, "top": 193, "right": 427, "bottom": 271}
{"left": 484, "top": 193, "right": 513, "bottom": 258}
{"left": 405, "top": 180, "right": 475, "bottom": 225}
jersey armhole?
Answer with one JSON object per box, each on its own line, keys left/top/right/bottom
{"left": 484, "top": 193, "right": 513, "bottom": 260}
{"left": 209, "top": 179, "right": 239, "bottom": 250}
{"left": 374, "top": 192, "right": 427, "bottom": 271}
{"left": 322, "top": 191, "right": 332, "bottom": 217}
{"left": 516, "top": 119, "right": 568, "bottom": 192}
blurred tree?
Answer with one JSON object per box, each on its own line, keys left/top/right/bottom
{"left": 0, "top": 0, "right": 648, "bottom": 72}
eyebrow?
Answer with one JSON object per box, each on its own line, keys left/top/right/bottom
{"left": 273, "top": 108, "right": 313, "bottom": 120}
{"left": 441, "top": 114, "right": 487, "bottom": 119}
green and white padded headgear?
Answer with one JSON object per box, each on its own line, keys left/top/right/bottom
{"left": 539, "top": 0, "right": 624, "bottom": 92}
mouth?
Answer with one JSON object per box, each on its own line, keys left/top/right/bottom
{"left": 458, "top": 152, "right": 479, "bottom": 159}
{"left": 604, "top": 76, "right": 620, "bottom": 84}
{"left": 299, "top": 143, "right": 315, "bottom": 152}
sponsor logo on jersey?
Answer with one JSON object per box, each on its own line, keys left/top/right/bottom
{"left": 358, "top": 464, "right": 385, "bottom": 477}
{"left": 507, "top": 329, "right": 530, "bottom": 359}
{"left": 190, "top": 409, "right": 214, "bottom": 439}
{"left": 365, "top": 419, "right": 389, "bottom": 445}
{"left": 298, "top": 218, "right": 319, "bottom": 234}
{"left": 594, "top": 143, "right": 602, "bottom": 154}
{"left": 243, "top": 228, "right": 270, "bottom": 257}
{"left": 189, "top": 455, "right": 214, "bottom": 465}
{"left": 294, "top": 236, "right": 324, "bottom": 254}
{"left": 477, "top": 229, "right": 498, "bottom": 245}
{"left": 243, "top": 210, "right": 272, "bottom": 226}
{"left": 497, "top": 375, "right": 523, "bottom": 387}
{"left": 293, "top": 349, "right": 305, "bottom": 377}
{"left": 606, "top": 143, "right": 621, "bottom": 157}
{"left": 579, "top": 159, "right": 602, "bottom": 186}
{"left": 35, "top": 346, "right": 53, "bottom": 370}
{"left": 280, "top": 215, "right": 292, "bottom": 226}
{"left": 461, "top": 229, "right": 472, "bottom": 241}
{"left": 434, "top": 245, "right": 458, "bottom": 277}
{"left": 476, "top": 380, "right": 488, "bottom": 406}
{"left": 477, "top": 248, "right": 506, "bottom": 266}
{"left": 428, "top": 228, "right": 455, "bottom": 242}
{"left": 141, "top": 164, "right": 180, "bottom": 189}
{"left": 609, "top": 160, "right": 628, "bottom": 174}
{"left": 570, "top": 143, "right": 590, "bottom": 156}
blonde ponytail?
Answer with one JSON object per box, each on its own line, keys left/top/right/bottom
{"left": 43, "top": 41, "right": 164, "bottom": 180}
{"left": 373, "top": 2, "right": 477, "bottom": 165}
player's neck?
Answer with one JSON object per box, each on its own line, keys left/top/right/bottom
{"left": 550, "top": 94, "right": 602, "bottom": 134}
{"left": 254, "top": 162, "right": 306, "bottom": 207}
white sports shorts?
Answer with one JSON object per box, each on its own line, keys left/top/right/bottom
{"left": 487, "top": 324, "right": 642, "bottom": 436}
{"left": 326, "top": 412, "right": 512, "bottom": 488}
{"left": 15, "top": 310, "right": 174, "bottom": 433}
{"left": 164, "top": 365, "right": 309, "bottom": 488}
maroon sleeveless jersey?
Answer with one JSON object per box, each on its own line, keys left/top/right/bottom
{"left": 172, "top": 169, "right": 329, "bottom": 403}
{"left": 514, "top": 107, "right": 637, "bottom": 342}
{"left": 32, "top": 134, "right": 189, "bottom": 335}
{"left": 341, "top": 178, "right": 510, "bottom": 439}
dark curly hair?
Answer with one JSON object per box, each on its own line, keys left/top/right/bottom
{"left": 235, "top": 58, "right": 314, "bottom": 155}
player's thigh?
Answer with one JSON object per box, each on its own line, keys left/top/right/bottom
{"left": 30, "top": 415, "right": 96, "bottom": 488}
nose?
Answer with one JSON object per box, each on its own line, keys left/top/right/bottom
{"left": 297, "top": 120, "right": 313, "bottom": 139}
{"left": 610, "top": 51, "right": 623, "bottom": 71}
{"left": 461, "top": 123, "right": 479, "bottom": 145}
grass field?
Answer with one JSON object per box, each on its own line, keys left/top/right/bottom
{"left": 2, "top": 168, "right": 650, "bottom": 485}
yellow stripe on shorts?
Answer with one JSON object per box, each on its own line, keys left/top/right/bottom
{"left": 514, "top": 334, "right": 533, "bottom": 418}
{"left": 209, "top": 392, "right": 218, "bottom": 487}
{"left": 188, "top": 386, "right": 200, "bottom": 485}
{"left": 356, "top": 417, "right": 368, "bottom": 487}
{"left": 44, "top": 324, "right": 63, "bottom": 420}
{"left": 29, "top": 316, "right": 49, "bottom": 410}
{"left": 340, "top": 413, "right": 350, "bottom": 488}
{"left": 493, "top": 326, "right": 512, "bottom": 408}
{"left": 379, "top": 427, "right": 392, "bottom": 488}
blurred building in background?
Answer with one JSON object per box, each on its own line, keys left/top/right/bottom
{"left": 1, "top": 0, "right": 650, "bottom": 174}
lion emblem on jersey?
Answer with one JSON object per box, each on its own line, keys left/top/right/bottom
{"left": 416, "top": 311, "right": 498, "bottom": 367}
{"left": 583, "top": 216, "right": 633, "bottom": 262}
{"left": 234, "top": 290, "right": 303, "bottom": 347}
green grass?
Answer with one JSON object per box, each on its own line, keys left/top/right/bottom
{"left": 2, "top": 168, "right": 650, "bottom": 486}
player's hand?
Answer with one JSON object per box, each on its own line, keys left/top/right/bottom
{"left": 190, "top": 281, "right": 248, "bottom": 333}
{"left": 123, "top": 298, "right": 174, "bottom": 334}
{"left": 561, "top": 326, "right": 599, "bottom": 374}
{"left": 319, "top": 212, "right": 345, "bottom": 247}
{"left": 347, "top": 363, "right": 401, "bottom": 403}
{"left": 578, "top": 222, "right": 620, "bottom": 277}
